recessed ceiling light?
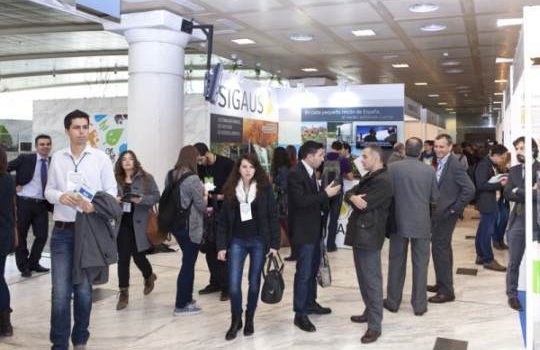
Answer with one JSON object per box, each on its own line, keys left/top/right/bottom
{"left": 392, "top": 63, "right": 409, "bottom": 68}
{"left": 289, "top": 33, "right": 314, "bottom": 42}
{"left": 231, "top": 38, "right": 255, "bottom": 45}
{"left": 438, "top": 102, "right": 448, "bottom": 105}
{"left": 495, "top": 57, "right": 513, "bottom": 64}
{"left": 421, "top": 24, "right": 447, "bottom": 32}
{"left": 414, "top": 82, "right": 428, "bottom": 86}
{"left": 494, "top": 79, "right": 507, "bottom": 83}
{"left": 409, "top": 3, "right": 440, "bottom": 13}
{"left": 493, "top": 101, "right": 502, "bottom": 104}
{"left": 446, "top": 68, "right": 464, "bottom": 74}
{"left": 352, "top": 29, "right": 376, "bottom": 37}
{"left": 494, "top": 92, "right": 504, "bottom": 96}
{"left": 497, "top": 18, "right": 523, "bottom": 27}
{"left": 302, "top": 67, "right": 318, "bottom": 72}
{"left": 441, "top": 60, "right": 461, "bottom": 66}
{"left": 445, "top": 108, "right": 454, "bottom": 111}
{"left": 443, "top": 52, "right": 449, "bottom": 57}
{"left": 428, "top": 94, "right": 439, "bottom": 97}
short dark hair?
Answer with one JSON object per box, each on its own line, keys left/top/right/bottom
{"left": 331, "top": 141, "right": 343, "bottom": 151}
{"left": 513, "top": 136, "right": 539, "bottom": 158}
{"left": 406, "top": 137, "right": 423, "bottom": 157}
{"left": 193, "top": 142, "right": 209, "bottom": 156}
{"left": 64, "top": 109, "right": 90, "bottom": 130}
{"left": 364, "top": 145, "right": 384, "bottom": 161}
{"left": 435, "top": 134, "right": 453, "bottom": 145}
{"left": 424, "top": 140, "right": 434, "bottom": 147}
{"left": 35, "top": 134, "right": 51, "bottom": 145}
{"left": 343, "top": 142, "right": 352, "bottom": 153}
{"left": 489, "top": 144, "right": 508, "bottom": 156}
{"left": 300, "top": 140, "right": 324, "bottom": 160}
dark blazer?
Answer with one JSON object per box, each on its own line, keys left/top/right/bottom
{"left": 287, "top": 162, "right": 329, "bottom": 245}
{"left": 7, "top": 153, "right": 50, "bottom": 186}
{"left": 344, "top": 168, "right": 393, "bottom": 250}
{"left": 216, "top": 184, "right": 280, "bottom": 251}
{"left": 0, "top": 174, "right": 16, "bottom": 256}
{"left": 433, "top": 154, "right": 475, "bottom": 219}
{"left": 474, "top": 156, "right": 503, "bottom": 213}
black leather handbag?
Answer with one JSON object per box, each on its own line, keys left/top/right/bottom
{"left": 261, "top": 253, "right": 285, "bottom": 304}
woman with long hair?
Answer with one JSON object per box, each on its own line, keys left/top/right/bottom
{"left": 0, "top": 147, "right": 16, "bottom": 336}
{"left": 217, "top": 154, "right": 280, "bottom": 340}
{"left": 286, "top": 145, "right": 298, "bottom": 167}
{"left": 169, "top": 145, "right": 208, "bottom": 316}
{"left": 114, "top": 150, "right": 160, "bottom": 310}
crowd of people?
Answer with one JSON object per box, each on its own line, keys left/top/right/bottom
{"left": 0, "top": 109, "right": 538, "bottom": 348}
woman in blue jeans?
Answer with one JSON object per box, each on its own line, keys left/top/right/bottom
{"left": 167, "top": 146, "right": 207, "bottom": 316}
{"left": 217, "top": 154, "right": 280, "bottom": 340}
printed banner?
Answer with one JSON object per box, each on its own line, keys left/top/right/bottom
{"left": 88, "top": 113, "right": 128, "bottom": 163}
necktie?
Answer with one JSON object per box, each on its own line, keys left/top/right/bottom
{"left": 436, "top": 161, "right": 443, "bottom": 183}
{"left": 41, "top": 158, "right": 48, "bottom": 195}
{"left": 311, "top": 172, "right": 318, "bottom": 191}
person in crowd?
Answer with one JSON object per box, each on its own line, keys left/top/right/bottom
{"left": 194, "top": 142, "right": 234, "bottom": 301}
{"left": 114, "top": 150, "right": 160, "bottom": 310}
{"left": 271, "top": 147, "right": 294, "bottom": 261}
{"left": 504, "top": 137, "right": 540, "bottom": 311}
{"left": 452, "top": 143, "right": 469, "bottom": 169}
{"left": 216, "top": 154, "right": 280, "bottom": 340}
{"left": 364, "top": 129, "right": 378, "bottom": 142}
{"left": 461, "top": 142, "right": 476, "bottom": 168}
{"left": 428, "top": 134, "right": 475, "bottom": 304}
{"left": 288, "top": 140, "right": 341, "bottom": 332}
{"left": 0, "top": 147, "right": 16, "bottom": 337}
{"left": 321, "top": 141, "right": 353, "bottom": 252}
{"left": 386, "top": 142, "right": 405, "bottom": 164}
{"left": 493, "top": 151, "right": 511, "bottom": 250}
{"left": 169, "top": 146, "right": 208, "bottom": 315}
{"left": 7, "top": 134, "right": 52, "bottom": 277}
{"left": 474, "top": 144, "right": 509, "bottom": 271}
{"left": 286, "top": 145, "right": 298, "bottom": 168}
{"left": 342, "top": 142, "right": 361, "bottom": 179}
{"left": 420, "top": 140, "right": 436, "bottom": 167}
{"left": 385, "top": 137, "right": 438, "bottom": 316}
{"left": 45, "top": 110, "right": 117, "bottom": 350}
{"left": 344, "top": 146, "right": 393, "bottom": 344}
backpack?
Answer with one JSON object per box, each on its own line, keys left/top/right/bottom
{"left": 157, "top": 170, "right": 194, "bottom": 233}
{"left": 321, "top": 158, "right": 341, "bottom": 188}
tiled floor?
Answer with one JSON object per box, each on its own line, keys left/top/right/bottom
{"left": 1, "top": 212, "right": 526, "bottom": 349}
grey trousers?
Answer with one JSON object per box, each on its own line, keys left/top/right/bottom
{"left": 353, "top": 247, "right": 383, "bottom": 332}
{"left": 506, "top": 224, "right": 525, "bottom": 297}
{"left": 386, "top": 235, "right": 430, "bottom": 313}
{"left": 431, "top": 215, "right": 459, "bottom": 296}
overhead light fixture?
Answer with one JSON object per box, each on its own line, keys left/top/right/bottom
{"left": 497, "top": 18, "right": 523, "bottom": 27}
{"left": 231, "top": 38, "right": 255, "bottom": 45}
{"left": 428, "top": 94, "right": 439, "bottom": 97}
{"left": 383, "top": 54, "right": 399, "bottom": 60}
{"left": 414, "top": 82, "right": 428, "bottom": 86}
{"left": 446, "top": 68, "right": 464, "bottom": 74}
{"left": 438, "top": 102, "right": 448, "bottom": 105}
{"left": 392, "top": 63, "right": 409, "bottom": 68}
{"left": 352, "top": 29, "right": 376, "bottom": 37}
{"left": 495, "top": 57, "right": 513, "bottom": 64}
{"left": 494, "top": 79, "right": 507, "bottom": 83}
{"left": 302, "top": 67, "right": 318, "bottom": 72}
{"left": 445, "top": 108, "right": 454, "bottom": 111}
{"left": 289, "top": 33, "right": 314, "bottom": 42}
{"left": 441, "top": 60, "right": 461, "bottom": 66}
{"left": 493, "top": 107, "right": 501, "bottom": 111}
{"left": 420, "top": 24, "right": 447, "bottom": 32}
{"left": 493, "top": 101, "right": 502, "bottom": 104}
{"left": 456, "top": 85, "right": 469, "bottom": 89}
{"left": 443, "top": 52, "right": 449, "bottom": 57}
{"left": 409, "top": 3, "right": 440, "bottom": 13}
{"left": 494, "top": 92, "right": 504, "bottom": 96}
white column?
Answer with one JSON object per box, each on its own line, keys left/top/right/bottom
{"left": 105, "top": 11, "right": 191, "bottom": 188}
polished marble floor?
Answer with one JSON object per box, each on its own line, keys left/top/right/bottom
{"left": 1, "top": 213, "right": 526, "bottom": 349}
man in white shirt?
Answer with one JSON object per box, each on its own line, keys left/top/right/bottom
{"left": 45, "top": 110, "right": 117, "bottom": 350}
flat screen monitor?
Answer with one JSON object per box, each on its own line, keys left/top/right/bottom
{"left": 356, "top": 125, "right": 397, "bottom": 149}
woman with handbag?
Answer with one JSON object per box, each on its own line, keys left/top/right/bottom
{"left": 217, "top": 154, "right": 280, "bottom": 340}
{"left": 114, "top": 150, "right": 160, "bottom": 310}
{"left": 0, "top": 147, "right": 16, "bottom": 336}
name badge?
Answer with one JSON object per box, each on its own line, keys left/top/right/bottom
{"left": 240, "top": 202, "right": 253, "bottom": 222}
{"left": 67, "top": 171, "right": 84, "bottom": 192}
{"left": 122, "top": 202, "right": 132, "bottom": 213}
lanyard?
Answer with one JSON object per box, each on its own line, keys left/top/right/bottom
{"left": 244, "top": 184, "right": 250, "bottom": 203}
{"left": 70, "top": 153, "right": 88, "bottom": 172}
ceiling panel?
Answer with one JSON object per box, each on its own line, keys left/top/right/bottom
{"left": 411, "top": 34, "right": 469, "bottom": 50}
{"left": 398, "top": 17, "right": 467, "bottom": 37}
{"left": 197, "top": 0, "right": 284, "bottom": 13}
{"left": 302, "top": 2, "right": 382, "bottom": 25}
{"left": 473, "top": 0, "right": 540, "bottom": 14}
{"left": 264, "top": 27, "right": 336, "bottom": 44}
{"left": 350, "top": 38, "right": 406, "bottom": 52}
{"left": 328, "top": 22, "right": 396, "bottom": 41}
{"left": 381, "top": 0, "right": 463, "bottom": 21}
{"left": 422, "top": 47, "right": 472, "bottom": 60}
{"left": 232, "top": 9, "right": 312, "bottom": 30}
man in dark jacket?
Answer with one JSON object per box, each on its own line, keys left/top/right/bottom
{"left": 474, "top": 144, "right": 508, "bottom": 271}
{"left": 288, "top": 140, "right": 341, "bottom": 333}
{"left": 344, "top": 146, "right": 392, "bottom": 344}
{"left": 504, "top": 137, "right": 540, "bottom": 311}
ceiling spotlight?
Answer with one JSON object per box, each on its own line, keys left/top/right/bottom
{"left": 289, "top": 33, "right": 314, "bottom": 42}
{"left": 428, "top": 94, "right": 440, "bottom": 97}
{"left": 414, "top": 82, "right": 428, "bottom": 86}
{"left": 494, "top": 79, "right": 508, "bottom": 83}
{"left": 494, "top": 92, "right": 504, "bottom": 96}
{"left": 446, "top": 68, "right": 464, "bottom": 74}
{"left": 231, "top": 38, "right": 256, "bottom": 45}
{"left": 302, "top": 67, "right": 318, "bottom": 72}
{"left": 497, "top": 18, "right": 523, "bottom": 27}
{"left": 443, "top": 52, "right": 449, "bottom": 57}
{"left": 392, "top": 63, "right": 409, "bottom": 68}
{"left": 441, "top": 60, "right": 461, "bottom": 66}
{"left": 496, "top": 57, "right": 513, "bottom": 64}
{"left": 493, "top": 101, "right": 502, "bottom": 104}
{"left": 352, "top": 29, "right": 376, "bottom": 37}
{"left": 409, "top": 3, "right": 440, "bottom": 13}
{"left": 438, "top": 102, "right": 448, "bottom": 105}
{"left": 421, "top": 24, "right": 447, "bottom": 32}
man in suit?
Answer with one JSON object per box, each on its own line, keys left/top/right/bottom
{"left": 384, "top": 137, "right": 439, "bottom": 316}
{"left": 7, "top": 134, "right": 52, "bottom": 277}
{"left": 504, "top": 137, "right": 540, "bottom": 311}
{"left": 474, "top": 144, "right": 508, "bottom": 271}
{"left": 428, "top": 134, "right": 475, "bottom": 303}
{"left": 288, "top": 140, "right": 341, "bottom": 332}
{"left": 345, "top": 146, "right": 393, "bottom": 344}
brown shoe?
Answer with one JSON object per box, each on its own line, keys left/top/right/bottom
{"left": 427, "top": 284, "right": 439, "bottom": 293}
{"left": 220, "top": 290, "right": 230, "bottom": 301}
{"left": 508, "top": 296, "right": 523, "bottom": 311}
{"left": 116, "top": 288, "right": 129, "bottom": 310}
{"left": 483, "top": 260, "right": 506, "bottom": 272}
{"left": 144, "top": 273, "right": 157, "bottom": 295}
{"left": 428, "top": 294, "right": 456, "bottom": 303}
{"left": 350, "top": 314, "right": 368, "bottom": 323}
{"left": 361, "top": 329, "right": 381, "bottom": 344}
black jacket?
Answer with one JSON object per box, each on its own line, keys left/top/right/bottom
{"left": 474, "top": 156, "right": 503, "bottom": 214}
{"left": 344, "top": 168, "right": 393, "bottom": 250}
{"left": 287, "top": 162, "right": 329, "bottom": 245}
{"left": 216, "top": 184, "right": 280, "bottom": 251}
{"left": 7, "top": 153, "right": 50, "bottom": 186}
{"left": 0, "top": 174, "right": 16, "bottom": 256}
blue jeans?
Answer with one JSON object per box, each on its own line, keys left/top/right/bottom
{"left": 475, "top": 212, "right": 496, "bottom": 263}
{"left": 172, "top": 227, "right": 200, "bottom": 309}
{"left": 293, "top": 242, "right": 321, "bottom": 315}
{"left": 0, "top": 254, "right": 10, "bottom": 312}
{"left": 228, "top": 237, "right": 266, "bottom": 316}
{"left": 50, "top": 228, "right": 92, "bottom": 350}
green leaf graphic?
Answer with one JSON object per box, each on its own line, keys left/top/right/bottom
{"left": 106, "top": 129, "right": 123, "bottom": 146}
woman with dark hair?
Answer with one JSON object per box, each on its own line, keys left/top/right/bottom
{"left": 217, "top": 154, "right": 280, "bottom": 340}
{"left": 0, "top": 147, "right": 16, "bottom": 336}
{"left": 169, "top": 145, "right": 208, "bottom": 316}
{"left": 286, "top": 145, "right": 298, "bottom": 167}
{"left": 114, "top": 150, "right": 160, "bottom": 310}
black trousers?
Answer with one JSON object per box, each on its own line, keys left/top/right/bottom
{"left": 16, "top": 197, "right": 49, "bottom": 271}
{"left": 117, "top": 217, "right": 153, "bottom": 289}
{"left": 204, "top": 241, "right": 228, "bottom": 291}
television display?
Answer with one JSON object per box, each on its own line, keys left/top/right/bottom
{"left": 355, "top": 125, "right": 397, "bottom": 149}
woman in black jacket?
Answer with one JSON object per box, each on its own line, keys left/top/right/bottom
{"left": 217, "top": 154, "right": 280, "bottom": 341}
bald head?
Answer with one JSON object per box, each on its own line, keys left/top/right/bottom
{"left": 405, "top": 137, "right": 423, "bottom": 158}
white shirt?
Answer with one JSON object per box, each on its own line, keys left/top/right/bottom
{"left": 45, "top": 145, "right": 117, "bottom": 222}
{"left": 302, "top": 159, "right": 314, "bottom": 178}
{"left": 436, "top": 153, "right": 451, "bottom": 183}
{"left": 18, "top": 154, "right": 48, "bottom": 200}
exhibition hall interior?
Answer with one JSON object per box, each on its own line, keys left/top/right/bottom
{"left": 1, "top": 0, "right": 540, "bottom": 349}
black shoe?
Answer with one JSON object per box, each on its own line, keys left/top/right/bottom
{"left": 414, "top": 308, "right": 427, "bottom": 316}
{"left": 284, "top": 256, "right": 297, "bottom": 262}
{"left": 350, "top": 314, "right": 368, "bottom": 323}
{"left": 427, "top": 284, "right": 439, "bottom": 293}
{"left": 294, "top": 315, "right": 316, "bottom": 332}
{"left": 306, "top": 302, "right": 331, "bottom": 315}
{"left": 198, "top": 284, "right": 220, "bottom": 295}
{"left": 0, "top": 310, "right": 13, "bottom": 337}
{"left": 383, "top": 299, "right": 397, "bottom": 313}
{"left": 220, "top": 290, "right": 230, "bottom": 301}
{"left": 508, "top": 296, "right": 522, "bottom": 311}
{"left": 361, "top": 329, "right": 381, "bottom": 344}
{"left": 225, "top": 314, "right": 243, "bottom": 340}
{"left": 30, "top": 264, "right": 50, "bottom": 273}
{"left": 428, "top": 294, "right": 455, "bottom": 304}
{"left": 21, "top": 269, "right": 32, "bottom": 278}
{"left": 326, "top": 247, "right": 337, "bottom": 252}
{"left": 475, "top": 256, "right": 483, "bottom": 265}
{"left": 244, "top": 310, "right": 254, "bottom": 336}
